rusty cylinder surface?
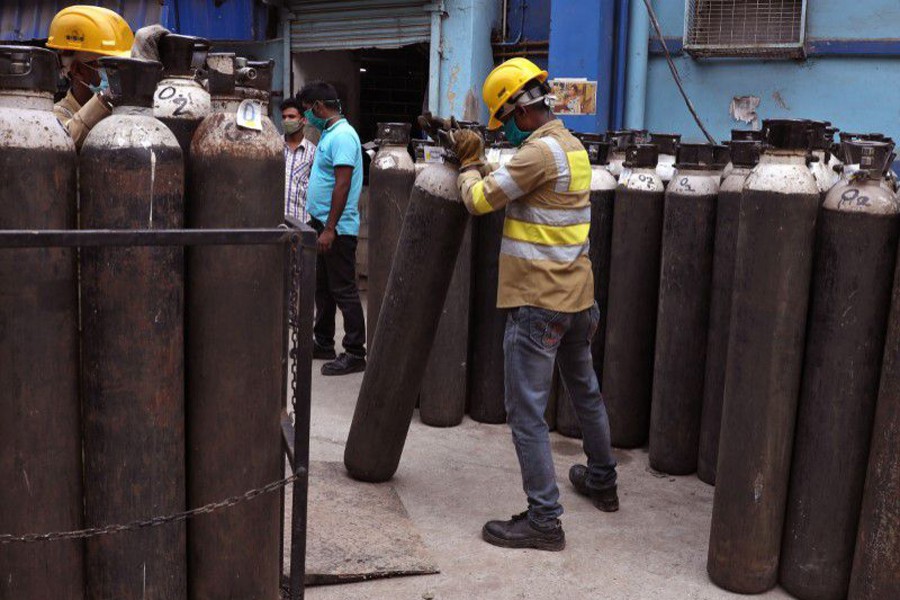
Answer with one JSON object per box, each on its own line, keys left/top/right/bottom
{"left": 366, "top": 129, "right": 415, "bottom": 353}
{"left": 420, "top": 218, "right": 472, "bottom": 427}
{"left": 345, "top": 161, "right": 469, "bottom": 482}
{"left": 708, "top": 149, "right": 820, "bottom": 594}
{"left": 649, "top": 168, "right": 719, "bottom": 475}
{"left": 0, "top": 47, "right": 84, "bottom": 600}
{"left": 79, "top": 106, "right": 186, "bottom": 600}
{"left": 468, "top": 209, "right": 508, "bottom": 424}
{"left": 780, "top": 179, "right": 900, "bottom": 600}
{"left": 849, "top": 246, "right": 900, "bottom": 599}
{"left": 186, "top": 107, "right": 285, "bottom": 599}
{"left": 698, "top": 164, "right": 752, "bottom": 485}
{"left": 602, "top": 162, "right": 666, "bottom": 448}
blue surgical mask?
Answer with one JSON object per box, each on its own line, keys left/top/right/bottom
{"left": 88, "top": 68, "right": 108, "bottom": 95}
{"left": 304, "top": 107, "right": 329, "bottom": 132}
{"left": 503, "top": 114, "right": 532, "bottom": 147}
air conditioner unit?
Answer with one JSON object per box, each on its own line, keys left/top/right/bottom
{"left": 683, "top": 0, "right": 807, "bottom": 59}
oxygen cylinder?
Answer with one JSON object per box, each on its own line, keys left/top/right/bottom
{"left": 850, "top": 226, "right": 900, "bottom": 598}
{"left": 0, "top": 45, "right": 83, "bottom": 600}
{"left": 367, "top": 123, "right": 416, "bottom": 353}
{"left": 697, "top": 140, "right": 761, "bottom": 485}
{"left": 708, "top": 119, "right": 820, "bottom": 594}
{"left": 345, "top": 157, "right": 470, "bottom": 481}
{"left": 606, "top": 130, "right": 636, "bottom": 178}
{"left": 649, "top": 144, "right": 720, "bottom": 475}
{"left": 556, "top": 138, "right": 617, "bottom": 439}
{"left": 468, "top": 141, "right": 512, "bottom": 425}
{"left": 650, "top": 133, "right": 681, "bottom": 184}
{"left": 186, "top": 54, "right": 284, "bottom": 599}
{"left": 780, "top": 142, "right": 900, "bottom": 600}
{"left": 420, "top": 145, "right": 474, "bottom": 428}
{"left": 154, "top": 34, "right": 211, "bottom": 155}
{"left": 603, "top": 144, "right": 666, "bottom": 448}
{"left": 808, "top": 120, "right": 839, "bottom": 195}
{"left": 78, "top": 57, "right": 185, "bottom": 600}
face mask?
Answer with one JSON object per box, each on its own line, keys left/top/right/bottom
{"left": 304, "top": 107, "right": 329, "bottom": 132}
{"left": 283, "top": 120, "right": 302, "bottom": 135}
{"left": 503, "top": 113, "right": 533, "bottom": 147}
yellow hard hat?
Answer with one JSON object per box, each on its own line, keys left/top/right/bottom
{"left": 47, "top": 5, "right": 134, "bottom": 57}
{"left": 482, "top": 57, "right": 549, "bottom": 130}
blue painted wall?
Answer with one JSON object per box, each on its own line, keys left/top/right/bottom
{"left": 641, "top": 0, "right": 900, "bottom": 143}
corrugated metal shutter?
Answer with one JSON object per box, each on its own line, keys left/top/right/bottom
{"left": 289, "top": 0, "right": 434, "bottom": 53}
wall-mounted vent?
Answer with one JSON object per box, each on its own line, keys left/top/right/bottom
{"left": 684, "top": 0, "right": 807, "bottom": 59}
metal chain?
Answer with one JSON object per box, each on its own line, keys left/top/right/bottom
{"left": 0, "top": 472, "right": 300, "bottom": 545}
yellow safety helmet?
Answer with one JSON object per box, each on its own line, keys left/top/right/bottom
{"left": 47, "top": 5, "right": 134, "bottom": 57}
{"left": 482, "top": 57, "right": 549, "bottom": 130}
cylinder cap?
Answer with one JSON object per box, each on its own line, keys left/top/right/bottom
{"left": 807, "top": 120, "right": 830, "bottom": 151}
{"left": 843, "top": 140, "right": 895, "bottom": 173}
{"left": 607, "top": 130, "right": 636, "bottom": 151}
{"left": 377, "top": 122, "right": 411, "bottom": 145}
{"left": 579, "top": 132, "right": 606, "bottom": 143}
{"left": 763, "top": 119, "right": 812, "bottom": 151}
{"left": 650, "top": 133, "right": 681, "bottom": 156}
{"left": 239, "top": 59, "right": 274, "bottom": 92}
{"left": 100, "top": 57, "right": 163, "bottom": 108}
{"left": 675, "top": 143, "right": 714, "bottom": 169}
{"left": 159, "top": 34, "right": 210, "bottom": 77}
{"left": 0, "top": 45, "right": 58, "bottom": 94}
{"left": 206, "top": 52, "right": 235, "bottom": 95}
{"left": 712, "top": 144, "right": 731, "bottom": 168}
{"left": 729, "top": 140, "right": 762, "bottom": 167}
{"left": 624, "top": 143, "right": 659, "bottom": 168}
{"left": 731, "top": 128, "right": 763, "bottom": 142}
{"left": 584, "top": 140, "right": 612, "bottom": 166}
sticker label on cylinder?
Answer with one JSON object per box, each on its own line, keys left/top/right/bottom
{"left": 424, "top": 145, "right": 444, "bottom": 164}
{"left": 237, "top": 99, "right": 263, "bottom": 131}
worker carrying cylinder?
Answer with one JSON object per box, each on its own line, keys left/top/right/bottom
{"left": 47, "top": 5, "right": 168, "bottom": 150}
{"left": 445, "top": 57, "right": 619, "bottom": 552}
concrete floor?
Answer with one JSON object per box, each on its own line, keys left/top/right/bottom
{"left": 293, "top": 305, "right": 793, "bottom": 600}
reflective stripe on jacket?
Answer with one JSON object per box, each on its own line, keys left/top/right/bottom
{"left": 458, "top": 119, "right": 594, "bottom": 312}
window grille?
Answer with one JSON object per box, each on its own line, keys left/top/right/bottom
{"left": 683, "top": 0, "right": 807, "bottom": 58}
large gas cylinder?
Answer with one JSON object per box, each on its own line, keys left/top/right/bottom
{"left": 154, "top": 34, "right": 211, "bottom": 155}
{"left": 186, "top": 54, "right": 284, "bottom": 599}
{"left": 708, "top": 119, "right": 820, "bottom": 594}
{"left": 79, "top": 57, "right": 185, "bottom": 600}
{"left": 697, "top": 139, "right": 761, "bottom": 485}
{"left": 0, "top": 45, "right": 83, "bottom": 600}
{"left": 556, "top": 137, "right": 617, "bottom": 439}
{"left": 603, "top": 144, "right": 666, "bottom": 448}
{"left": 850, "top": 211, "right": 900, "bottom": 598}
{"left": 650, "top": 133, "right": 681, "bottom": 184}
{"left": 420, "top": 128, "right": 475, "bottom": 428}
{"left": 367, "top": 123, "right": 416, "bottom": 353}
{"left": 468, "top": 141, "right": 513, "bottom": 425}
{"left": 780, "top": 142, "right": 900, "bottom": 600}
{"left": 345, "top": 158, "right": 470, "bottom": 481}
{"left": 649, "top": 144, "right": 720, "bottom": 475}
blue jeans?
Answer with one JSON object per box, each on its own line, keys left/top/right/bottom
{"left": 504, "top": 303, "right": 618, "bottom": 525}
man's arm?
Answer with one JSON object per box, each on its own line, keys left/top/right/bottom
{"left": 457, "top": 142, "right": 548, "bottom": 216}
{"left": 317, "top": 165, "right": 353, "bottom": 253}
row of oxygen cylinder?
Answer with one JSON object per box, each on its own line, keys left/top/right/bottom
{"left": 0, "top": 42, "right": 287, "bottom": 599}
{"left": 361, "top": 118, "right": 900, "bottom": 600}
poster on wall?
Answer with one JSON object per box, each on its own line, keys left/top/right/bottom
{"left": 549, "top": 78, "right": 598, "bottom": 116}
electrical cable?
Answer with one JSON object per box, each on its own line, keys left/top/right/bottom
{"left": 641, "top": 0, "right": 716, "bottom": 144}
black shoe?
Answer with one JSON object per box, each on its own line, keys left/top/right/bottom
{"left": 569, "top": 464, "right": 619, "bottom": 512}
{"left": 321, "top": 352, "right": 366, "bottom": 376}
{"left": 482, "top": 511, "right": 565, "bottom": 551}
{"left": 313, "top": 342, "right": 336, "bottom": 360}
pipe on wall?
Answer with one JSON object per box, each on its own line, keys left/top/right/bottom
{"left": 624, "top": 0, "right": 649, "bottom": 130}
{"left": 428, "top": 1, "right": 444, "bottom": 113}
{"left": 611, "top": 0, "right": 629, "bottom": 130}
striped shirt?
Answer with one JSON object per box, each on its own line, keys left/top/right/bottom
{"left": 284, "top": 137, "right": 316, "bottom": 221}
{"left": 458, "top": 120, "right": 593, "bottom": 312}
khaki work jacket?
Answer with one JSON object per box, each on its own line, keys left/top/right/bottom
{"left": 53, "top": 90, "right": 111, "bottom": 151}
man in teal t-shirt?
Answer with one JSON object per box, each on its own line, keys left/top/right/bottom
{"left": 299, "top": 81, "right": 366, "bottom": 376}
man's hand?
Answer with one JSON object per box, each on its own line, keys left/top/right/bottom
{"left": 131, "top": 25, "right": 170, "bottom": 62}
{"left": 317, "top": 227, "right": 336, "bottom": 253}
{"left": 448, "top": 128, "right": 484, "bottom": 169}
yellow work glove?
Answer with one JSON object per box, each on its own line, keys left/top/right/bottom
{"left": 448, "top": 128, "right": 485, "bottom": 169}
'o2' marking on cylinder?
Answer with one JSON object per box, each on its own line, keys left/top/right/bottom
{"left": 172, "top": 97, "right": 188, "bottom": 117}
{"left": 839, "top": 188, "right": 870, "bottom": 208}
{"left": 157, "top": 86, "right": 176, "bottom": 101}
{"left": 637, "top": 173, "right": 656, "bottom": 190}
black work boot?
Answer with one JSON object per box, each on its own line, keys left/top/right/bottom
{"left": 482, "top": 511, "right": 565, "bottom": 551}
{"left": 313, "top": 341, "right": 336, "bottom": 360}
{"left": 321, "top": 352, "right": 366, "bottom": 376}
{"left": 569, "top": 464, "right": 619, "bottom": 512}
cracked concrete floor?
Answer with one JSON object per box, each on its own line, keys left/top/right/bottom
{"left": 286, "top": 302, "right": 793, "bottom": 600}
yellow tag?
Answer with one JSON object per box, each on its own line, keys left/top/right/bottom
{"left": 236, "top": 99, "right": 263, "bottom": 131}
